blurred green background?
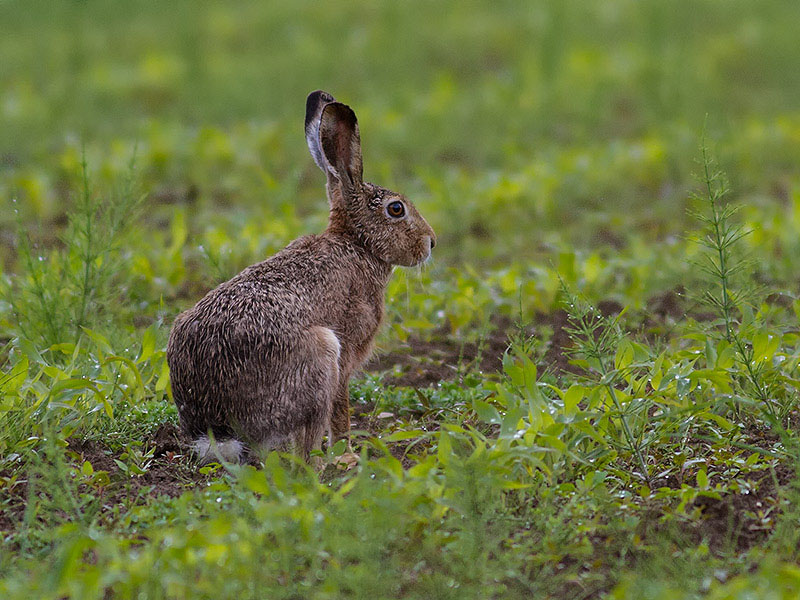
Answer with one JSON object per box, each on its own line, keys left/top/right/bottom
{"left": 2, "top": 0, "right": 800, "bottom": 340}
{"left": 3, "top": 0, "right": 799, "bottom": 275}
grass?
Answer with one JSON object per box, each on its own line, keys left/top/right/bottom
{"left": 2, "top": 0, "right": 800, "bottom": 598}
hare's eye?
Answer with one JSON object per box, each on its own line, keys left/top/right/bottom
{"left": 387, "top": 201, "right": 405, "bottom": 218}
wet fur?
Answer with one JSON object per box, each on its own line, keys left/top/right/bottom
{"left": 167, "top": 91, "right": 436, "bottom": 464}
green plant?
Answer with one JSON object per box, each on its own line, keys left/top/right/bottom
{"left": 692, "top": 141, "right": 795, "bottom": 425}
{"left": 7, "top": 153, "right": 143, "bottom": 348}
{"left": 560, "top": 287, "right": 651, "bottom": 483}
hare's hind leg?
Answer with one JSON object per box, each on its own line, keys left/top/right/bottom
{"left": 292, "top": 326, "right": 339, "bottom": 467}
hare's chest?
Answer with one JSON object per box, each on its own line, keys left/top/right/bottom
{"left": 337, "top": 296, "right": 384, "bottom": 371}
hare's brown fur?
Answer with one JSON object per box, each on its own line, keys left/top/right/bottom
{"left": 167, "top": 91, "right": 435, "bottom": 463}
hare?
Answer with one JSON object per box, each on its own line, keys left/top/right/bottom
{"left": 167, "top": 91, "right": 436, "bottom": 465}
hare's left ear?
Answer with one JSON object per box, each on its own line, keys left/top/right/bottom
{"left": 305, "top": 90, "right": 336, "bottom": 173}
{"left": 319, "top": 101, "right": 363, "bottom": 195}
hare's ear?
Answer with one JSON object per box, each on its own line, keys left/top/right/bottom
{"left": 305, "top": 90, "right": 336, "bottom": 172}
{"left": 319, "top": 101, "right": 363, "bottom": 195}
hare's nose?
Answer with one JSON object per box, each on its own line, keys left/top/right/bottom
{"left": 429, "top": 235, "right": 436, "bottom": 249}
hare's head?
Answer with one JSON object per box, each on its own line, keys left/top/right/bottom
{"left": 305, "top": 91, "right": 436, "bottom": 267}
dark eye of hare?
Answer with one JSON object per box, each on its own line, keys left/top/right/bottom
{"left": 386, "top": 201, "right": 405, "bottom": 218}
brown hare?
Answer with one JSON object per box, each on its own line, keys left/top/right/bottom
{"left": 167, "top": 91, "right": 436, "bottom": 465}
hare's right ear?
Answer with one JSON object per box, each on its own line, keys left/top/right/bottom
{"left": 305, "top": 90, "right": 336, "bottom": 172}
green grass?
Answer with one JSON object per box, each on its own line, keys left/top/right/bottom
{"left": 2, "top": 1, "right": 800, "bottom": 598}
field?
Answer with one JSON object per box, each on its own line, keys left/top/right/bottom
{"left": 2, "top": 1, "right": 800, "bottom": 598}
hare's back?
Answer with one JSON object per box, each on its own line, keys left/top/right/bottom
{"left": 172, "top": 276, "right": 310, "bottom": 351}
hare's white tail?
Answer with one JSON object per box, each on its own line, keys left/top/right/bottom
{"left": 192, "top": 436, "right": 243, "bottom": 464}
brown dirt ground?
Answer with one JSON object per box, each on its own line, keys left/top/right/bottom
{"left": 365, "top": 299, "right": 632, "bottom": 387}
{"left": 68, "top": 435, "right": 206, "bottom": 500}
{"left": 0, "top": 424, "right": 211, "bottom": 542}
{"left": 366, "top": 317, "right": 514, "bottom": 388}
{"left": 692, "top": 462, "right": 794, "bottom": 554}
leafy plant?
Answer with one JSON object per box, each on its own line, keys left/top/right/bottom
{"left": 692, "top": 141, "right": 796, "bottom": 425}
{"left": 7, "top": 153, "right": 143, "bottom": 348}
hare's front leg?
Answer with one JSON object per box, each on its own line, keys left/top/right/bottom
{"left": 290, "top": 326, "right": 340, "bottom": 467}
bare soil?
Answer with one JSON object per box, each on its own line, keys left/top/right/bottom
{"left": 365, "top": 300, "right": 630, "bottom": 387}
{"left": 367, "top": 317, "right": 513, "bottom": 387}
{"left": 0, "top": 424, "right": 210, "bottom": 542}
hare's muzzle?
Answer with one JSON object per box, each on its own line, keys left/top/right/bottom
{"left": 422, "top": 235, "right": 435, "bottom": 263}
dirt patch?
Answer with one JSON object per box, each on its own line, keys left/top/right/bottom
{"left": 638, "top": 425, "right": 797, "bottom": 556}
{"left": 688, "top": 461, "right": 794, "bottom": 554}
{"left": 0, "top": 424, "right": 210, "bottom": 540}
{"left": 349, "top": 401, "right": 381, "bottom": 434}
{"left": 150, "top": 422, "right": 186, "bottom": 457}
{"left": 765, "top": 291, "right": 795, "bottom": 309}
{"left": 642, "top": 286, "right": 721, "bottom": 331}
{"left": 534, "top": 309, "right": 573, "bottom": 376}
{"left": 367, "top": 301, "right": 633, "bottom": 387}
{"left": 363, "top": 284, "right": 777, "bottom": 388}
{"left": 544, "top": 461, "right": 797, "bottom": 600}
{"left": 348, "top": 401, "right": 435, "bottom": 470}
{"left": 646, "top": 286, "right": 686, "bottom": 320}
{"left": 367, "top": 317, "right": 513, "bottom": 387}
{"left": 67, "top": 426, "right": 208, "bottom": 500}
{"left": 533, "top": 299, "right": 624, "bottom": 378}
